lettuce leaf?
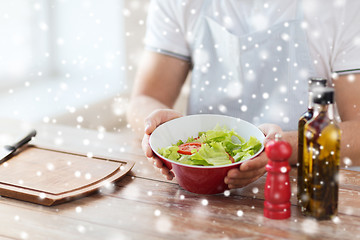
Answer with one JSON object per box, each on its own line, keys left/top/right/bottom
{"left": 190, "top": 142, "right": 232, "bottom": 166}
{"left": 157, "top": 125, "right": 262, "bottom": 166}
{"left": 158, "top": 145, "right": 181, "bottom": 161}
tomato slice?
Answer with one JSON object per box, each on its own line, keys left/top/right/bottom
{"left": 227, "top": 153, "right": 235, "bottom": 163}
{"left": 178, "top": 142, "right": 202, "bottom": 155}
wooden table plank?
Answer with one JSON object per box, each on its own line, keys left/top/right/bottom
{"left": 2, "top": 173, "right": 358, "bottom": 240}
{"left": 0, "top": 200, "right": 161, "bottom": 240}
{"left": 0, "top": 236, "right": 15, "bottom": 240}
{"left": 1, "top": 119, "right": 360, "bottom": 239}
{"left": 114, "top": 176, "right": 360, "bottom": 239}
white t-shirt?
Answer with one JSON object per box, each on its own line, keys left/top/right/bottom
{"left": 145, "top": 0, "right": 360, "bottom": 79}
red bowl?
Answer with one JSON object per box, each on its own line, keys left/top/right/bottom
{"left": 159, "top": 157, "right": 244, "bottom": 194}
{"left": 149, "top": 114, "right": 265, "bottom": 194}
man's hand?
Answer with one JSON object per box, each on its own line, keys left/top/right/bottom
{"left": 224, "top": 123, "right": 283, "bottom": 189}
{"left": 142, "top": 109, "right": 183, "bottom": 180}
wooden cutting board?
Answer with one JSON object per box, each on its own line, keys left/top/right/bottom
{"left": 0, "top": 146, "right": 134, "bottom": 206}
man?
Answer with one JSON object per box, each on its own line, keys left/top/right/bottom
{"left": 127, "top": 0, "right": 360, "bottom": 188}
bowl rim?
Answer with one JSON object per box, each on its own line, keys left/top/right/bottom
{"left": 149, "top": 114, "right": 265, "bottom": 169}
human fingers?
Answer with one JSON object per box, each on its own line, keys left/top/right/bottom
{"left": 224, "top": 153, "right": 268, "bottom": 188}
{"left": 223, "top": 124, "right": 283, "bottom": 189}
{"left": 257, "top": 123, "right": 283, "bottom": 146}
{"left": 225, "top": 167, "right": 266, "bottom": 188}
{"left": 142, "top": 133, "right": 154, "bottom": 158}
{"left": 142, "top": 133, "right": 175, "bottom": 180}
{"left": 159, "top": 165, "right": 175, "bottom": 180}
{"left": 144, "top": 109, "right": 183, "bottom": 135}
{"left": 227, "top": 165, "right": 266, "bottom": 179}
{"left": 142, "top": 109, "right": 182, "bottom": 158}
{"left": 239, "top": 152, "right": 268, "bottom": 172}
{"left": 150, "top": 156, "right": 175, "bottom": 180}
{"left": 227, "top": 176, "right": 261, "bottom": 189}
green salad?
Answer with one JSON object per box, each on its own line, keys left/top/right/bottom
{"left": 158, "top": 125, "right": 262, "bottom": 166}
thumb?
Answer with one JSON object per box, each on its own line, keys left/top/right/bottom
{"left": 144, "top": 109, "right": 183, "bottom": 135}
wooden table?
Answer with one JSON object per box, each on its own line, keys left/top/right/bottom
{"left": 0, "top": 119, "right": 359, "bottom": 240}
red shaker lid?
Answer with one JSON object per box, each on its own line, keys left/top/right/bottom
{"left": 265, "top": 134, "right": 292, "bottom": 161}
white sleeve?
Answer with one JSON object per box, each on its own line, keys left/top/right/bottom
{"left": 144, "top": 0, "right": 191, "bottom": 61}
{"left": 332, "top": 3, "right": 360, "bottom": 75}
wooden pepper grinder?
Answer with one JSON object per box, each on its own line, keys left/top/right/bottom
{"left": 264, "top": 133, "right": 292, "bottom": 220}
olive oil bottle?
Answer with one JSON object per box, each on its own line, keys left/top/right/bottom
{"left": 303, "top": 87, "right": 340, "bottom": 220}
{"left": 297, "top": 77, "right": 327, "bottom": 212}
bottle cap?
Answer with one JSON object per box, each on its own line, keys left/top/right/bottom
{"left": 308, "top": 77, "right": 327, "bottom": 87}
{"left": 312, "top": 87, "right": 334, "bottom": 105}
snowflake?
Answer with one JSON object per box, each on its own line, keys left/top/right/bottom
{"left": 77, "top": 225, "right": 86, "bottom": 233}
{"left": 20, "top": 232, "right": 28, "bottom": 240}
{"left": 57, "top": 38, "right": 65, "bottom": 46}
{"left": 75, "top": 206, "right": 82, "bottom": 213}
{"left": 347, "top": 74, "right": 355, "bottom": 82}
{"left": 218, "top": 104, "right": 228, "bottom": 113}
{"left": 301, "top": 21, "right": 309, "bottom": 29}
{"left": 85, "top": 173, "right": 92, "bottom": 180}
{"left": 281, "top": 33, "right": 290, "bottom": 42}
{"left": 354, "top": 36, "right": 360, "bottom": 46}
{"left": 251, "top": 14, "right": 269, "bottom": 31}
{"left": 39, "top": 192, "right": 46, "bottom": 199}
{"left": 46, "top": 163, "right": 55, "bottom": 171}
{"left": 54, "top": 137, "right": 63, "bottom": 146}
{"left": 343, "top": 157, "right": 352, "bottom": 166}
{"left": 259, "top": 50, "right": 269, "bottom": 60}
{"left": 226, "top": 81, "right": 242, "bottom": 98}
{"left": 43, "top": 116, "right": 50, "bottom": 123}
{"left": 333, "top": 0, "right": 346, "bottom": 7}
{"left": 283, "top": 117, "right": 290, "bottom": 123}
{"left": 245, "top": 70, "right": 256, "bottom": 81}
{"left": 154, "top": 209, "right": 161, "bottom": 216}
{"left": 301, "top": 218, "right": 318, "bottom": 234}
{"left": 74, "top": 171, "right": 81, "bottom": 178}
{"left": 303, "top": 0, "right": 318, "bottom": 15}
{"left": 223, "top": 16, "right": 233, "bottom": 28}
{"left": 156, "top": 216, "right": 172, "bottom": 233}
{"left": 237, "top": 210, "right": 244, "bottom": 217}
{"left": 201, "top": 199, "right": 208, "bottom": 206}
{"left": 123, "top": 8, "right": 131, "bottom": 17}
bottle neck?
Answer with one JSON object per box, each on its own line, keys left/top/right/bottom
{"left": 308, "top": 92, "right": 314, "bottom": 109}
{"left": 314, "top": 103, "right": 335, "bottom": 120}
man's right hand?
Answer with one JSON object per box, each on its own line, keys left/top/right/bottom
{"left": 142, "top": 109, "right": 183, "bottom": 180}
